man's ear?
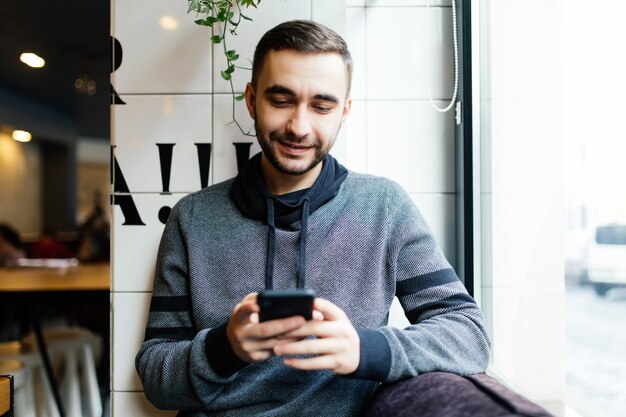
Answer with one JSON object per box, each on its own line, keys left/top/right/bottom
{"left": 244, "top": 83, "right": 256, "bottom": 119}
{"left": 341, "top": 97, "right": 352, "bottom": 122}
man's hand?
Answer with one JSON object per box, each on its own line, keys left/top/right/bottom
{"left": 226, "top": 293, "right": 307, "bottom": 363}
{"left": 272, "top": 298, "right": 360, "bottom": 375}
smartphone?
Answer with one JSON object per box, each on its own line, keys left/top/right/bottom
{"left": 258, "top": 288, "right": 316, "bottom": 322}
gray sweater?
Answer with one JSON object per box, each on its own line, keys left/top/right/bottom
{"left": 136, "top": 172, "right": 490, "bottom": 416}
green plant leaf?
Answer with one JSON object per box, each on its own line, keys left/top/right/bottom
{"left": 188, "top": 0, "right": 202, "bottom": 13}
{"left": 226, "top": 50, "right": 239, "bottom": 61}
{"left": 241, "top": 0, "right": 259, "bottom": 8}
{"left": 225, "top": 64, "right": 235, "bottom": 74}
{"left": 220, "top": 70, "right": 231, "bottom": 80}
{"left": 211, "top": 35, "right": 222, "bottom": 44}
{"left": 235, "top": 94, "right": 245, "bottom": 101}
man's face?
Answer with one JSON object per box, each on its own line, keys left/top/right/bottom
{"left": 245, "top": 49, "right": 351, "bottom": 177}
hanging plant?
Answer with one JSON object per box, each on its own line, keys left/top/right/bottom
{"left": 187, "top": 0, "right": 262, "bottom": 136}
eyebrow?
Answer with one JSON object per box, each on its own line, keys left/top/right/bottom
{"left": 264, "top": 84, "right": 340, "bottom": 104}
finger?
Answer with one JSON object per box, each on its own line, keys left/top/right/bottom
{"left": 273, "top": 338, "right": 341, "bottom": 356}
{"left": 283, "top": 355, "right": 341, "bottom": 371}
{"left": 241, "top": 292, "right": 258, "bottom": 303}
{"left": 243, "top": 337, "right": 302, "bottom": 352}
{"left": 312, "top": 310, "right": 324, "bottom": 321}
{"left": 245, "top": 316, "right": 305, "bottom": 339}
{"left": 233, "top": 300, "right": 260, "bottom": 324}
{"left": 313, "top": 298, "right": 346, "bottom": 321}
{"left": 278, "top": 321, "right": 338, "bottom": 339}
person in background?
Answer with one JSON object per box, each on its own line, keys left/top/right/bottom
{"left": 136, "top": 20, "right": 490, "bottom": 416}
{"left": 77, "top": 192, "right": 110, "bottom": 263}
{"left": 30, "top": 230, "right": 75, "bottom": 259}
{"left": 0, "top": 223, "right": 25, "bottom": 267}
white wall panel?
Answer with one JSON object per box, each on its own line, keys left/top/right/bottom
{"left": 336, "top": 99, "right": 367, "bottom": 173}
{"left": 211, "top": 0, "right": 312, "bottom": 94}
{"left": 112, "top": 193, "right": 186, "bottom": 292}
{"left": 212, "top": 94, "right": 262, "bottom": 184}
{"left": 345, "top": 7, "right": 367, "bottom": 100}
{"left": 112, "top": 95, "right": 212, "bottom": 193}
{"left": 489, "top": 192, "right": 564, "bottom": 289}
{"left": 366, "top": 100, "right": 454, "bottom": 193}
{"left": 410, "top": 193, "right": 456, "bottom": 267}
{"left": 489, "top": 99, "right": 562, "bottom": 194}
{"left": 113, "top": 0, "right": 212, "bottom": 94}
{"left": 312, "top": 0, "right": 347, "bottom": 37}
{"left": 486, "top": 4, "right": 561, "bottom": 100}
{"left": 366, "top": 0, "right": 452, "bottom": 6}
{"left": 113, "top": 392, "right": 177, "bottom": 417}
{"left": 366, "top": 7, "right": 454, "bottom": 100}
{"left": 112, "top": 292, "right": 152, "bottom": 391}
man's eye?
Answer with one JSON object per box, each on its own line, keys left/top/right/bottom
{"left": 313, "top": 105, "right": 332, "bottom": 114}
{"left": 271, "top": 99, "right": 290, "bottom": 107}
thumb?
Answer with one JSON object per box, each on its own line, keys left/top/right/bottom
{"left": 313, "top": 298, "right": 346, "bottom": 321}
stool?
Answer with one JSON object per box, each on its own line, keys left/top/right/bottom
{"left": 22, "top": 327, "right": 102, "bottom": 417}
{"left": 1, "top": 327, "right": 103, "bottom": 417}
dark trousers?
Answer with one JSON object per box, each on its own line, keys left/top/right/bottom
{"left": 363, "top": 372, "right": 554, "bottom": 417}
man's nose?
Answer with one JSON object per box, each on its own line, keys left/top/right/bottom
{"left": 286, "top": 106, "right": 312, "bottom": 138}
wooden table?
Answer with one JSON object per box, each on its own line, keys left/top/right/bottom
{"left": 0, "top": 262, "right": 109, "bottom": 417}
{"left": 0, "top": 263, "right": 109, "bottom": 292}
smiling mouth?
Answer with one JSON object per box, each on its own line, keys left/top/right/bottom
{"left": 277, "top": 141, "right": 312, "bottom": 156}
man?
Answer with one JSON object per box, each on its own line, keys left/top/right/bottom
{"left": 136, "top": 20, "right": 490, "bottom": 416}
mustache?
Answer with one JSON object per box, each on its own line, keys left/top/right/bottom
{"left": 268, "top": 131, "right": 318, "bottom": 148}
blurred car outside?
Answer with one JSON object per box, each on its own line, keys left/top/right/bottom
{"left": 583, "top": 224, "right": 626, "bottom": 296}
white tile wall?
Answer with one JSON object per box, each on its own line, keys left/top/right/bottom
{"left": 488, "top": 98, "right": 562, "bottom": 194}
{"left": 366, "top": 100, "right": 455, "bottom": 193}
{"left": 410, "top": 193, "right": 456, "bottom": 267}
{"left": 479, "top": 0, "right": 565, "bottom": 404}
{"left": 112, "top": 292, "right": 152, "bottom": 391}
{"left": 211, "top": 94, "right": 261, "bottom": 184}
{"left": 112, "top": 95, "right": 213, "bottom": 193}
{"left": 366, "top": 7, "right": 453, "bottom": 100}
{"left": 486, "top": 284, "right": 565, "bottom": 401}
{"left": 112, "top": 392, "right": 177, "bottom": 417}
{"left": 489, "top": 192, "right": 564, "bottom": 289}
{"left": 345, "top": 7, "right": 367, "bottom": 100}
{"left": 112, "top": 193, "right": 186, "bottom": 292}
{"left": 366, "top": 0, "right": 452, "bottom": 5}
{"left": 485, "top": 4, "right": 561, "bottom": 100}
{"left": 113, "top": 0, "right": 212, "bottom": 94}
{"left": 332, "top": 99, "right": 367, "bottom": 173}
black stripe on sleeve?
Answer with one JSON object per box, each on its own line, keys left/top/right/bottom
{"left": 405, "top": 292, "right": 477, "bottom": 323}
{"left": 144, "top": 326, "right": 195, "bottom": 341}
{"left": 396, "top": 268, "right": 460, "bottom": 298}
{"left": 149, "top": 295, "right": 190, "bottom": 312}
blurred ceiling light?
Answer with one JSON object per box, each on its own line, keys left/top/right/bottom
{"left": 20, "top": 52, "right": 45, "bottom": 68}
{"left": 159, "top": 16, "right": 179, "bottom": 31}
{"left": 12, "top": 130, "right": 32, "bottom": 143}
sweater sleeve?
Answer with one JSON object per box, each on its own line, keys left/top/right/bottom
{"left": 135, "top": 197, "right": 247, "bottom": 410}
{"left": 352, "top": 181, "right": 491, "bottom": 382}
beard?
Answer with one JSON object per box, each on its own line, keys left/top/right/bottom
{"left": 255, "top": 123, "right": 333, "bottom": 176}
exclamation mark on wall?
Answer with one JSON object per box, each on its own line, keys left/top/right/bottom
{"left": 157, "top": 143, "right": 175, "bottom": 224}
{"left": 195, "top": 143, "right": 212, "bottom": 189}
{"left": 157, "top": 143, "right": 175, "bottom": 193}
{"left": 233, "top": 142, "right": 253, "bottom": 173}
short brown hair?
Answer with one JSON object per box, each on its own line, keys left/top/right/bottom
{"left": 251, "top": 20, "right": 353, "bottom": 95}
